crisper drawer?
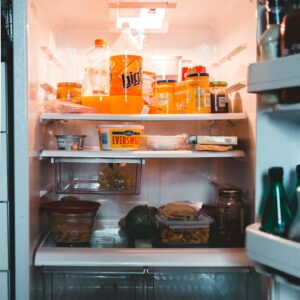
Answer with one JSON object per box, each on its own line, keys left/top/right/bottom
{"left": 54, "top": 158, "right": 143, "bottom": 195}
{"left": 151, "top": 267, "right": 251, "bottom": 300}
{"left": 0, "top": 202, "right": 9, "bottom": 271}
{"left": 0, "top": 272, "right": 9, "bottom": 300}
{"left": 42, "top": 267, "right": 145, "bottom": 300}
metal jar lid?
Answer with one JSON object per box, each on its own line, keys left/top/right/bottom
{"left": 218, "top": 187, "right": 242, "bottom": 197}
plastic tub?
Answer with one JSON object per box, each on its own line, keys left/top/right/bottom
{"left": 55, "top": 135, "right": 86, "bottom": 150}
{"left": 145, "top": 134, "right": 188, "bottom": 150}
{"left": 155, "top": 212, "right": 215, "bottom": 247}
{"left": 97, "top": 124, "right": 144, "bottom": 150}
{"left": 45, "top": 200, "right": 100, "bottom": 244}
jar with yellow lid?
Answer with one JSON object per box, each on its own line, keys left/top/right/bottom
{"left": 186, "top": 73, "right": 211, "bottom": 114}
{"left": 210, "top": 81, "right": 229, "bottom": 113}
{"left": 57, "top": 82, "right": 82, "bottom": 104}
{"left": 174, "top": 82, "right": 187, "bottom": 114}
{"left": 156, "top": 80, "right": 176, "bottom": 114}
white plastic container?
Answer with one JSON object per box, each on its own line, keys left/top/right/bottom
{"left": 145, "top": 134, "right": 188, "bottom": 150}
{"left": 97, "top": 124, "right": 144, "bottom": 150}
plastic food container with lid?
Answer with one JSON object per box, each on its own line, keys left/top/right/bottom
{"left": 97, "top": 124, "right": 144, "bottom": 150}
{"left": 155, "top": 212, "right": 215, "bottom": 247}
{"left": 144, "top": 134, "right": 188, "bottom": 150}
{"left": 55, "top": 135, "right": 86, "bottom": 150}
{"left": 44, "top": 200, "right": 100, "bottom": 244}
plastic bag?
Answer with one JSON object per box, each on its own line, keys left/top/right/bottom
{"left": 43, "top": 100, "right": 97, "bottom": 114}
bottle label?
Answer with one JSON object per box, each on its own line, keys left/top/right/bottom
{"left": 110, "top": 55, "right": 142, "bottom": 96}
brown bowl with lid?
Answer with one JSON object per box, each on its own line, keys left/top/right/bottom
{"left": 45, "top": 200, "right": 100, "bottom": 244}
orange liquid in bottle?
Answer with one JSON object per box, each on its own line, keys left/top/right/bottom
{"left": 109, "top": 54, "right": 143, "bottom": 114}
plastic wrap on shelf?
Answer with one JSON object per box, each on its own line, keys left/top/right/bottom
{"left": 42, "top": 100, "right": 97, "bottom": 114}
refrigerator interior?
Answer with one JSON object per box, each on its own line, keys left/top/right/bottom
{"left": 12, "top": 0, "right": 274, "bottom": 299}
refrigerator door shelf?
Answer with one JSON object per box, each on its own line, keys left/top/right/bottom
{"left": 246, "top": 223, "right": 300, "bottom": 279}
{"left": 248, "top": 54, "right": 300, "bottom": 93}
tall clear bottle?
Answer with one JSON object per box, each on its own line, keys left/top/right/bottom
{"left": 261, "top": 167, "right": 293, "bottom": 237}
{"left": 109, "top": 22, "right": 143, "bottom": 114}
{"left": 83, "top": 39, "right": 110, "bottom": 96}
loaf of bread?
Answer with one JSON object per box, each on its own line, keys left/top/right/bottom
{"left": 195, "top": 144, "right": 233, "bottom": 152}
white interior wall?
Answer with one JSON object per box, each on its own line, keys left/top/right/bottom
{"left": 32, "top": 0, "right": 255, "bottom": 220}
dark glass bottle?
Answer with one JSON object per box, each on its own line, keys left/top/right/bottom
{"left": 261, "top": 167, "right": 293, "bottom": 237}
{"left": 290, "top": 165, "right": 300, "bottom": 216}
{"left": 281, "top": 0, "right": 300, "bottom": 56}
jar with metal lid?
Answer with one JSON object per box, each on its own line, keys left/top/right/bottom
{"left": 155, "top": 79, "right": 176, "bottom": 114}
{"left": 57, "top": 82, "right": 82, "bottom": 104}
{"left": 216, "top": 188, "right": 245, "bottom": 247}
{"left": 186, "top": 73, "right": 211, "bottom": 113}
{"left": 210, "top": 81, "right": 229, "bottom": 113}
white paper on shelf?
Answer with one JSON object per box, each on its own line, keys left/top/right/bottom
{"left": 192, "top": 136, "right": 238, "bottom": 145}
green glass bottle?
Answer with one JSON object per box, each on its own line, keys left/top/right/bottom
{"left": 290, "top": 165, "right": 300, "bottom": 217}
{"left": 261, "top": 167, "right": 293, "bottom": 237}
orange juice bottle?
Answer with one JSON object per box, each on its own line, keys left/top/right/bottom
{"left": 109, "top": 23, "right": 143, "bottom": 114}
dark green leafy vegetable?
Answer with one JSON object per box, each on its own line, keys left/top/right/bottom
{"left": 123, "top": 205, "right": 157, "bottom": 239}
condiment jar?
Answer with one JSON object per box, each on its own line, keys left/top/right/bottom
{"left": 210, "top": 81, "right": 229, "bottom": 113}
{"left": 186, "top": 73, "right": 211, "bottom": 113}
{"left": 174, "top": 82, "right": 187, "bottom": 114}
{"left": 216, "top": 188, "right": 245, "bottom": 247}
{"left": 156, "top": 80, "right": 176, "bottom": 114}
{"left": 57, "top": 82, "right": 82, "bottom": 104}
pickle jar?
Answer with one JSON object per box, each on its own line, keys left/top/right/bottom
{"left": 210, "top": 81, "right": 229, "bottom": 113}
{"left": 174, "top": 82, "right": 187, "bottom": 114}
{"left": 216, "top": 188, "right": 245, "bottom": 247}
{"left": 186, "top": 73, "right": 211, "bottom": 113}
{"left": 57, "top": 82, "right": 82, "bottom": 104}
{"left": 155, "top": 79, "right": 176, "bottom": 114}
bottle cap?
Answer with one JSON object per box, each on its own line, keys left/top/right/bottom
{"left": 156, "top": 79, "right": 177, "bottom": 84}
{"left": 218, "top": 188, "right": 242, "bottom": 197}
{"left": 268, "top": 167, "right": 283, "bottom": 180}
{"left": 296, "top": 165, "right": 300, "bottom": 176}
{"left": 95, "top": 39, "right": 107, "bottom": 47}
{"left": 210, "top": 81, "right": 228, "bottom": 87}
{"left": 268, "top": 0, "right": 283, "bottom": 8}
{"left": 187, "top": 72, "right": 209, "bottom": 78}
{"left": 121, "top": 22, "right": 130, "bottom": 29}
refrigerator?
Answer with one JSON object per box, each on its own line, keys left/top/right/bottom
{"left": 1, "top": 1, "right": 13, "bottom": 299}
{"left": 10, "top": 0, "right": 300, "bottom": 299}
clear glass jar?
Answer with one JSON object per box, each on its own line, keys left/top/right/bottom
{"left": 216, "top": 188, "right": 245, "bottom": 247}
{"left": 186, "top": 73, "right": 211, "bottom": 113}
{"left": 210, "top": 81, "right": 229, "bottom": 113}
{"left": 57, "top": 82, "right": 82, "bottom": 104}
{"left": 155, "top": 79, "right": 176, "bottom": 114}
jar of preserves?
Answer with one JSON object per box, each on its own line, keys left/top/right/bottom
{"left": 174, "top": 82, "right": 187, "bottom": 114}
{"left": 57, "top": 82, "right": 82, "bottom": 104}
{"left": 216, "top": 188, "right": 245, "bottom": 247}
{"left": 186, "top": 73, "right": 211, "bottom": 113}
{"left": 156, "top": 80, "right": 176, "bottom": 114}
{"left": 210, "top": 81, "right": 229, "bottom": 113}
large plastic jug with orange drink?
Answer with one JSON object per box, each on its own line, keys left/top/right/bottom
{"left": 109, "top": 23, "right": 143, "bottom": 114}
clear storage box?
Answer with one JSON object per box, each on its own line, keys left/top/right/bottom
{"left": 54, "top": 158, "right": 143, "bottom": 194}
{"left": 155, "top": 212, "right": 215, "bottom": 247}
